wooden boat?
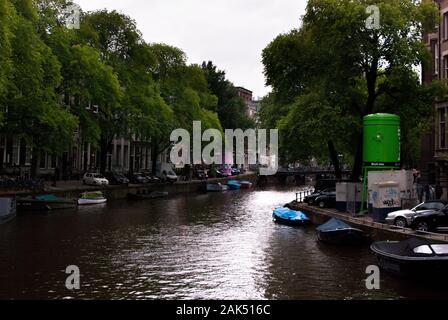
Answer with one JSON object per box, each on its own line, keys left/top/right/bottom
{"left": 239, "top": 181, "right": 253, "bottom": 189}
{"left": 272, "top": 207, "right": 310, "bottom": 226}
{"left": 316, "top": 218, "right": 366, "bottom": 245}
{"left": 77, "top": 191, "right": 107, "bottom": 205}
{"left": 226, "top": 180, "right": 241, "bottom": 190}
{"left": 206, "top": 183, "right": 229, "bottom": 192}
{"left": 371, "top": 238, "right": 448, "bottom": 278}
{"left": 17, "top": 194, "right": 77, "bottom": 211}
{"left": 0, "top": 198, "right": 16, "bottom": 224}
{"left": 127, "top": 191, "right": 169, "bottom": 200}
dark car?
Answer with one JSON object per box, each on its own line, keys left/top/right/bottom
{"left": 194, "top": 169, "right": 208, "bottom": 180}
{"left": 105, "top": 172, "right": 129, "bottom": 185}
{"left": 127, "top": 172, "right": 149, "bottom": 184}
{"left": 314, "top": 191, "right": 336, "bottom": 208}
{"left": 304, "top": 188, "right": 335, "bottom": 205}
{"left": 410, "top": 205, "right": 448, "bottom": 232}
{"left": 231, "top": 167, "right": 241, "bottom": 176}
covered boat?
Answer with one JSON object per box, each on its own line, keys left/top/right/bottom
{"left": 127, "top": 191, "right": 169, "bottom": 200}
{"left": 0, "top": 198, "right": 16, "bottom": 224}
{"left": 226, "top": 180, "right": 241, "bottom": 190}
{"left": 272, "top": 207, "right": 310, "bottom": 226}
{"left": 371, "top": 238, "right": 448, "bottom": 278}
{"left": 316, "top": 218, "right": 366, "bottom": 245}
{"left": 240, "top": 181, "right": 253, "bottom": 189}
{"left": 206, "top": 183, "right": 229, "bottom": 192}
{"left": 17, "top": 194, "right": 77, "bottom": 212}
{"left": 78, "top": 191, "right": 107, "bottom": 205}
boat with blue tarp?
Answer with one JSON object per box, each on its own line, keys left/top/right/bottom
{"left": 226, "top": 180, "right": 241, "bottom": 190}
{"left": 272, "top": 207, "right": 310, "bottom": 226}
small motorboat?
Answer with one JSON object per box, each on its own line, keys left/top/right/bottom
{"left": 316, "top": 218, "right": 366, "bottom": 245}
{"left": 226, "top": 180, "right": 241, "bottom": 190}
{"left": 272, "top": 207, "right": 310, "bottom": 226}
{"left": 239, "top": 181, "right": 253, "bottom": 189}
{"left": 0, "top": 198, "right": 16, "bottom": 224}
{"left": 78, "top": 191, "right": 107, "bottom": 205}
{"left": 127, "top": 191, "right": 169, "bottom": 200}
{"left": 17, "top": 194, "right": 77, "bottom": 212}
{"left": 371, "top": 238, "right": 448, "bottom": 278}
{"left": 206, "top": 183, "right": 229, "bottom": 192}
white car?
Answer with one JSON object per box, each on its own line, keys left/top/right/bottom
{"left": 385, "top": 200, "right": 447, "bottom": 227}
{"left": 83, "top": 173, "right": 109, "bottom": 186}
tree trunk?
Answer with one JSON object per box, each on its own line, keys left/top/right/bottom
{"left": 31, "top": 148, "right": 40, "bottom": 179}
{"left": 99, "top": 135, "right": 110, "bottom": 175}
{"left": 151, "top": 139, "right": 159, "bottom": 174}
{"left": 327, "top": 140, "right": 342, "bottom": 180}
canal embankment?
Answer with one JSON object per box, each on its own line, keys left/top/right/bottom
{"left": 0, "top": 172, "right": 257, "bottom": 201}
{"left": 288, "top": 201, "right": 448, "bottom": 243}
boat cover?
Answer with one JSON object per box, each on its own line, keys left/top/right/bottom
{"left": 227, "top": 180, "right": 241, "bottom": 186}
{"left": 373, "top": 238, "right": 444, "bottom": 257}
{"left": 273, "top": 207, "right": 309, "bottom": 221}
{"left": 316, "top": 218, "right": 352, "bottom": 232}
{"left": 36, "top": 194, "right": 58, "bottom": 201}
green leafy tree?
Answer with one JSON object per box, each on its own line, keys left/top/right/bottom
{"left": 262, "top": 0, "right": 442, "bottom": 179}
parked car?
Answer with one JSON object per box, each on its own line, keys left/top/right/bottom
{"left": 314, "top": 192, "right": 336, "bottom": 208}
{"left": 221, "top": 166, "right": 232, "bottom": 177}
{"left": 410, "top": 205, "right": 448, "bottom": 232}
{"left": 304, "top": 188, "right": 335, "bottom": 205}
{"left": 194, "top": 169, "right": 208, "bottom": 180}
{"left": 141, "top": 172, "right": 160, "bottom": 183}
{"left": 161, "top": 169, "right": 177, "bottom": 183}
{"left": 105, "top": 172, "right": 129, "bottom": 185}
{"left": 82, "top": 173, "right": 109, "bottom": 186}
{"left": 231, "top": 167, "right": 241, "bottom": 176}
{"left": 385, "top": 200, "right": 447, "bottom": 227}
{"left": 127, "top": 172, "right": 149, "bottom": 184}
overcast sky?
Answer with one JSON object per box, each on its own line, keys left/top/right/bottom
{"left": 74, "top": 0, "right": 307, "bottom": 98}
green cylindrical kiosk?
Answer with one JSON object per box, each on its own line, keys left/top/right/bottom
{"left": 362, "top": 114, "right": 401, "bottom": 221}
{"left": 363, "top": 113, "right": 401, "bottom": 168}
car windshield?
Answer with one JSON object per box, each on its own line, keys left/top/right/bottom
{"left": 168, "top": 171, "right": 175, "bottom": 176}
{"left": 94, "top": 174, "right": 104, "bottom": 178}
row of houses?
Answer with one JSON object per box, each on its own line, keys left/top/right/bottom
{"left": 0, "top": 87, "right": 260, "bottom": 179}
{"left": 0, "top": 135, "right": 170, "bottom": 179}
{"left": 422, "top": 0, "right": 448, "bottom": 197}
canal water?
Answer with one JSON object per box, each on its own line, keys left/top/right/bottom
{"left": 0, "top": 186, "right": 446, "bottom": 300}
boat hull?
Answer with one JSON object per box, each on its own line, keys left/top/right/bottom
{"left": 273, "top": 214, "right": 310, "bottom": 226}
{"left": 371, "top": 242, "right": 448, "bottom": 278}
{"left": 206, "top": 184, "right": 229, "bottom": 192}
{"left": 317, "top": 228, "right": 366, "bottom": 245}
{"left": 17, "top": 199, "right": 76, "bottom": 211}
{"left": 0, "top": 198, "right": 16, "bottom": 224}
{"left": 77, "top": 198, "right": 107, "bottom": 206}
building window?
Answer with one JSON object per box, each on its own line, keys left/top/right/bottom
{"left": 444, "top": 13, "right": 448, "bottom": 40}
{"left": 435, "top": 42, "right": 439, "bottom": 75}
{"left": 444, "top": 56, "right": 448, "bottom": 79}
{"left": 440, "top": 108, "right": 446, "bottom": 149}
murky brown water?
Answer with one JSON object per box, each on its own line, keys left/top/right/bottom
{"left": 0, "top": 186, "right": 447, "bottom": 300}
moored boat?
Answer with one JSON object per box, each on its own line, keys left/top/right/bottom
{"left": 226, "top": 180, "right": 241, "bottom": 190}
{"left": 272, "top": 207, "right": 310, "bottom": 226}
{"left": 0, "top": 197, "right": 16, "bottom": 224}
{"left": 127, "top": 191, "right": 169, "bottom": 200}
{"left": 17, "top": 194, "right": 77, "bottom": 212}
{"left": 78, "top": 191, "right": 107, "bottom": 205}
{"left": 239, "top": 181, "right": 253, "bottom": 189}
{"left": 371, "top": 238, "right": 448, "bottom": 278}
{"left": 316, "top": 218, "right": 366, "bottom": 245}
{"left": 206, "top": 183, "right": 229, "bottom": 192}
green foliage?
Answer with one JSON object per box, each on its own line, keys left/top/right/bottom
{"left": 261, "top": 0, "right": 443, "bottom": 170}
{"left": 202, "top": 61, "right": 255, "bottom": 130}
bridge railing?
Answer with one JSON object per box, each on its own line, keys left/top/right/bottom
{"left": 295, "top": 189, "right": 314, "bottom": 203}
